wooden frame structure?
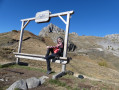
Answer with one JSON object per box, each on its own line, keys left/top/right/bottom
{"left": 14, "top": 10, "right": 74, "bottom": 73}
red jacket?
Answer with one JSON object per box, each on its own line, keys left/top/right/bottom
{"left": 49, "top": 43, "right": 63, "bottom": 54}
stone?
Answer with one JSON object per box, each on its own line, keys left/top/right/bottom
{"left": 0, "top": 78, "right": 4, "bottom": 81}
{"left": 39, "top": 23, "right": 65, "bottom": 37}
{"left": 26, "top": 77, "right": 40, "bottom": 89}
{"left": 78, "top": 75, "right": 84, "bottom": 79}
{"left": 70, "top": 32, "right": 78, "bottom": 36}
{"left": 7, "top": 79, "right": 27, "bottom": 90}
{"left": 66, "top": 70, "right": 74, "bottom": 75}
{"left": 68, "top": 43, "right": 77, "bottom": 52}
{"left": 39, "top": 76, "right": 49, "bottom": 84}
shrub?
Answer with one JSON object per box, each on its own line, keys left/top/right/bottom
{"left": 98, "top": 60, "right": 108, "bottom": 67}
{"left": 12, "top": 30, "right": 18, "bottom": 33}
{"left": 111, "top": 47, "right": 114, "bottom": 50}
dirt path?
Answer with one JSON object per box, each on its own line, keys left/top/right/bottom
{"left": 74, "top": 73, "right": 119, "bottom": 86}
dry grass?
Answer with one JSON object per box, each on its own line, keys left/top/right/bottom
{"left": 1, "top": 30, "right": 119, "bottom": 88}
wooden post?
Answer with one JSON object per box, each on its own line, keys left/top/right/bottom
{"left": 16, "top": 21, "right": 25, "bottom": 64}
{"left": 16, "top": 20, "right": 30, "bottom": 64}
{"left": 62, "top": 13, "right": 70, "bottom": 72}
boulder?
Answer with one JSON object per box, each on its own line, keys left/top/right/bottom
{"left": 7, "top": 79, "right": 27, "bottom": 90}
{"left": 39, "top": 76, "right": 49, "bottom": 84}
{"left": 26, "top": 77, "right": 40, "bottom": 89}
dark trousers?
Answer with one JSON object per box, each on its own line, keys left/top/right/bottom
{"left": 45, "top": 48, "right": 57, "bottom": 71}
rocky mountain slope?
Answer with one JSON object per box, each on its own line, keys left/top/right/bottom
{"left": 39, "top": 23, "right": 119, "bottom": 83}
{"left": 0, "top": 23, "right": 119, "bottom": 87}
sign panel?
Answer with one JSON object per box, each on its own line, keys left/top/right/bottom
{"left": 35, "top": 10, "right": 50, "bottom": 23}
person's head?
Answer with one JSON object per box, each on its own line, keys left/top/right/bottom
{"left": 57, "top": 37, "right": 64, "bottom": 44}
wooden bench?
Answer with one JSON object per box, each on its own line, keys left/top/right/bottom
{"left": 13, "top": 52, "right": 70, "bottom": 64}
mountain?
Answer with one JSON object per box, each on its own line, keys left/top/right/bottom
{"left": 39, "top": 23, "right": 119, "bottom": 83}
{"left": 0, "top": 24, "right": 119, "bottom": 87}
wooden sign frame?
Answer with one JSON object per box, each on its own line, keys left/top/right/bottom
{"left": 15, "top": 10, "right": 74, "bottom": 72}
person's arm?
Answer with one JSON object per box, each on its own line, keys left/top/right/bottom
{"left": 47, "top": 45, "right": 58, "bottom": 49}
{"left": 47, "top": 43, "right": 63, "bottom": 49}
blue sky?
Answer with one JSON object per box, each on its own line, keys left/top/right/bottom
{"left": 0, "top": 0, "right": 119, "bottom": 37}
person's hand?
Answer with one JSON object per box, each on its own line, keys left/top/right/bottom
{"left": 47, "top": 46, "right": 50, "bottom": 48}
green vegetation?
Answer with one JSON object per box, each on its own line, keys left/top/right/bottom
{"left": 11, "top": 64, "right": 46, "bottom": 73}
{"left": 0, "top": 64, "right": 2, "bottom": 68}
{"left": 0, "top": 63, "right": 46, "bottom": 73}
{"left": 98, "top": 60, "right": 108, "bottom": 67}
{"left": 14, "top": 88, "right": 20, "bottom": 90}
{"left": 0, "top": 62, "right": 15, "bottom": 68}
{"left": 0, "top": 88, "right": 5, "bottom": 90}
{"left": 49, "top": 79, "right": 66, "bottom": 87}
{"left": 12, "top": 30, "right": 18, "bottom": 33}
{"left": 48, "top": 79, "right": 81, "bottom": 90}
{"left": 111, "top": 47, "right": 114, "bottom": 50}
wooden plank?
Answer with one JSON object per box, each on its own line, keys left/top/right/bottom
{"left": 13, "top": 52, "right": 68, "bottom": 60}
{"left": 14, "top": 55, "right": 68, "bottom": 64}
{"left": 14, "top": 52, "right": 45, "bottom": 58}
{"left": 21, "top": 11, "right": 74, "bottom": 21}
{"left": 62, "top": 13, "right": 71, "bottom": 72}
{"left": 58, "top": 15, "right": 67, "bottom": 24}
{"left": 50, "top": 10, "right": 74, "bottom": 17}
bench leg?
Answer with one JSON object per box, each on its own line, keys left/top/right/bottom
{"left": 62, "top": 64, "right": 66, "bottom": 72}
{"left": 52, "top": 71, "right": 67, "bottom": 79}
{"left": 16, "top": 58, "right": 20, "bottom": 64}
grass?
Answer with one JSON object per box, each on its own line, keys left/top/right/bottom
{"left": 48, "top": 79, "right": 81, "bottom": 90}
{"left": 49, "top": 79, "right": 66, "bottom": 87}
{"left": 0, "top": 63, "right": 46, "bottom": 73}
{"left": 11, "top": 64, "right": 47, "bottom": 73}
{"left": 0, "top": 64, "right": 2, "bottom": 68}
{"left": 0, "top": 62, "right": 118, "bottom": 90}
{"left": 98, "top": 60, "right": 108, "bottom": 67}
{"left": 14, "top": 88, "right": 20, "bottom": 90}
{"left": 0, "top": 62, "right": 15, "bottom": 68}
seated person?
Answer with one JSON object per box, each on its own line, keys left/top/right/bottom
{"left": 45, "top": 37, "right": 64, "bottom": 74}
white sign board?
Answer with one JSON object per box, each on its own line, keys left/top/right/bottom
{"left": 35, "top": 10, "right": 50, "bottom": 23}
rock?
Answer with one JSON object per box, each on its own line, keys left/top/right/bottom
{"left": 66, "top": 70, "right": 74, "bottom": 75}
{"left": 68, "top": 43, "right": 77, "bottom": 52}
{"left": 78, "top": 75, "right": 84, "bottom": 79}
{"left": 105, "top": 34, "right": 119, "bottom": 42}
{"left": 26, "top": 77, "right": 40, "bottom": 89}
{"left": 39, "top": 23, "right": 65, "bottom": 37}
{"left": 70, "top": 32, "right": 78, "bottom": 36}
{"left": 39, "top": 23, "right": 77, "bottom": 51}
{"left": 7, "top": 76, "right": 49, "bottom": 90}
{"left": 39, "top": 76, "right": 49, "bottom": 84}
{"left": 0, "top": 78, "right": 4, "bottom": 81}
{"left": 7, "top": 79, "right": 27, "bottom": 90}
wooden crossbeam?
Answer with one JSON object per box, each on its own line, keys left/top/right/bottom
{"left": 13, "top": 52, "right": 69, "bottom": 64}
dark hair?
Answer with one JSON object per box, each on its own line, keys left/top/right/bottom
{"left": 57, "top": 37, "right": 64, "bottom": 43}
{"left": 57, "top": 37, "right": 64, "bottom": 56}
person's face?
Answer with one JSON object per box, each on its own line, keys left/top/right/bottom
{"left": 58, "top": 38, "right": 62, "bottom": 43}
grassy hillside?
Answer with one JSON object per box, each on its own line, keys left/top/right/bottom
{"left": 0, "top": 28, "right": 119, "bottom": 89}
